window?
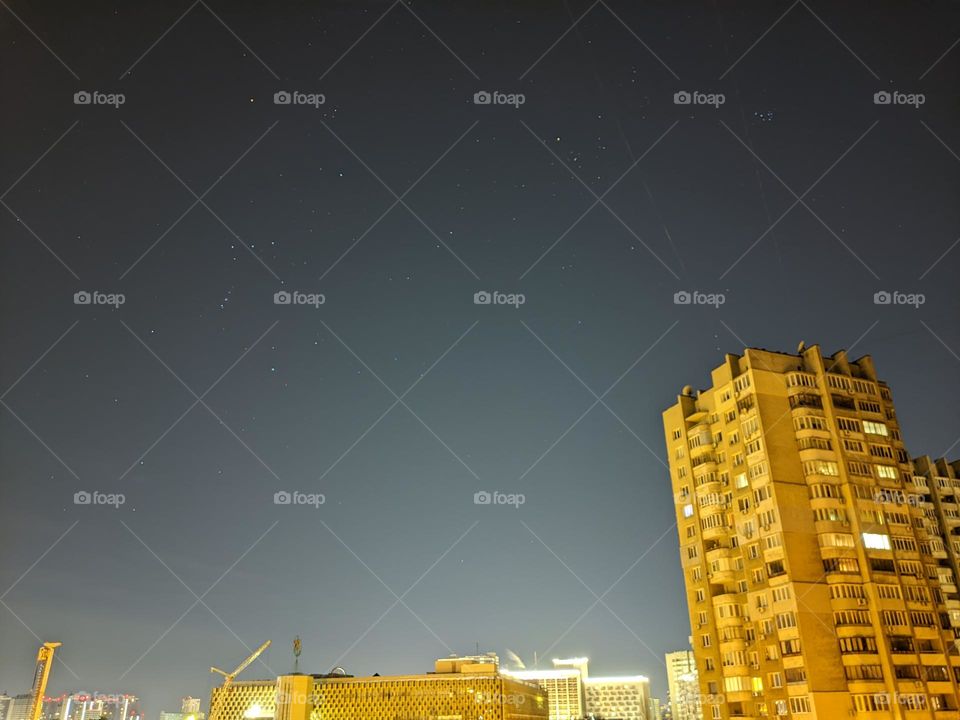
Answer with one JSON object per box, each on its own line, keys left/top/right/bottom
{"left": 780, "top": 638, "right": 801, "bottom": 656}
{"left": 862, "top": 420, "right": 888, "bottom": 435}
{"left": 826, "top": 374, "right": 851, "bottom": 391}
{"left": 798, "top": 436, "right": 831, "bottom": 451}
{"left": 869, "top": 444, "right": 894, "bottom": 459}
{"left": 859, "top": 400, "right": 882, "bottom": 414}
{"left": 862, "top": 532, "right": 891, "bottom": 550}
{"left": 775, "top": 611, "right": 797, "bottom": 629}
{"left": 823, "top": 557, "right": 859, "bottom": 573}
{"left": 794, "top": 415, "right": 828, "bottom": 431}
{"left": 842, "top": 438, "right": 864, "bottom": 453}
{"left": 837, "top": 417, "right": 861, "bottom": 432}
{"left": 839, "top": 636, "right": 877, "bottom": 654}
{"left": 789, "top": 393, "right": 821, "bottom": 409}
{"left": 786, "top": 372, "right": 817, "bottom": 388}
{"left": 876, "top": 464, "right": 898, "bottom": 479}
{"left": 803, "top": 459, "right": 839, "bottom": 476}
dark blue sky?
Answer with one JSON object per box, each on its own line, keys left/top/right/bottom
{"left": 1, "top": 0, "right": 959, "bottom": 712}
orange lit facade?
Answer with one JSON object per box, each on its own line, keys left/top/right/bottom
{"left": 663, "top": 345, "right": 960, "bottom": 719}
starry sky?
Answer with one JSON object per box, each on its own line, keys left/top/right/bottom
{"left": 1, "top": 0, "right": 959, "bottom": 713}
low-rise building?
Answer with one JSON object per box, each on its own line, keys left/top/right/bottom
{"left": 211, "top": 657, "right": 547, "bottom": 720}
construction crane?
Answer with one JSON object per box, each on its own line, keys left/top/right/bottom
{"left": 209, "top": 641, "right": 271, "bottom": 720}
{"left": 28, "top": 642, "right": 62, "bottom": 720}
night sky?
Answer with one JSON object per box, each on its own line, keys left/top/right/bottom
{"left": 1, "top": 0, "right": 959, "bottom": 712}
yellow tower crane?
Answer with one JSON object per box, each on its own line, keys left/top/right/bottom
{"left": 209, "top": 641, "right": 271, "bottom": 720}
{"left": 28, "top": 642, "right": 62, "bottom": 720}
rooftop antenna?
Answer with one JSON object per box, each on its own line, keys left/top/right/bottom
{"left": 293, "top": 636, "right": 301, "bottom": 674}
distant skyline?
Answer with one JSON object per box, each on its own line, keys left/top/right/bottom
{"left": 2, "top": 0, "right": 959, "bottom": 714}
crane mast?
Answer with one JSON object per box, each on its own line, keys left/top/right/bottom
{"left": 28, "top": 642, "right": 62, "bottom": 720}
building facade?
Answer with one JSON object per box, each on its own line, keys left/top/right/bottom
{"left": 662, "top": 345, "right": 960, "bottom": 719}
{"left": 664, "top": 650, "right": 701, "bottom": 720}
{"left": 502, "top": 669, "right": 582, "bottom": 720}
{"left": 583, "top": 675, "right": 650, "bottom": 720}
{"left": 159, "top": 697, "right": 205, "bottom": 720}
{"left": 508, "top": 657, "right": 651, "bottom": 720}
{"left": 180, "top": 701, "right": 201, "bottom": 716}
{"left": 3, "top": 695, "right": 31, "bottom": 720}
{"left": 42, "top": 694, "right": 140, "bottom": 720}
{"left": 211, "top": 658, "right": 547, "bottom": 720}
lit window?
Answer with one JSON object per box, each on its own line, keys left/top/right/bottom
{"left": 862, "top": 533, "right": 891, "bottom": 550}
{"left": 683, "top": 503, "right": 694, "bottom": 518}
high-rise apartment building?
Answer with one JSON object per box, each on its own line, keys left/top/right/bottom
{"left": 662, "top": 344, "right": 960, "bottom": 719}
{"left": 665, "top": 650, "right": 701, "bottom": 720}
{"left": 913, "top": 457, "right": 960, "bottom": 585}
